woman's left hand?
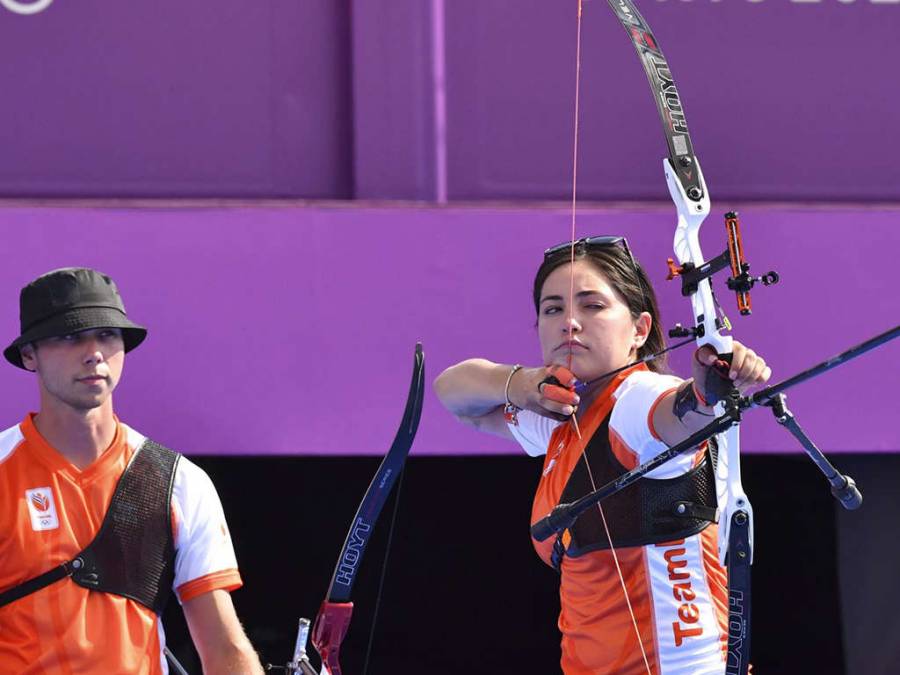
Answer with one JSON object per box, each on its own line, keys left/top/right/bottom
{"left": 691, "top": 341, "right": 772, "bottom": 401}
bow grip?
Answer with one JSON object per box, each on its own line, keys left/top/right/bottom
{"left": 698, "top": 351, "right": 736, "bottom": 406}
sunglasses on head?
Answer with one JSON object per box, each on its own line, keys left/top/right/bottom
{"left": 544, "top": 235, "right": 638, "bottom": 270}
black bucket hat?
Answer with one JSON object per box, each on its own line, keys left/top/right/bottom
{"left": 4, "top": 267, "right": 147, "bottom": 370}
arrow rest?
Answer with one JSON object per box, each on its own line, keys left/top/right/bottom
{"left": 668, "top": 322, "right": 702, "bottom": 339}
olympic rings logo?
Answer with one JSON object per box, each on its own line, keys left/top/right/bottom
{"left": 1, "top": 0, "right": 54, "bottom": 15}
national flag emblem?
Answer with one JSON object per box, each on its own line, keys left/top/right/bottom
{"left": 25, "top": 487, "right": 59, "bottom": 531}
{"left": 30, "top": 492, "right": 50, "bottom": 512}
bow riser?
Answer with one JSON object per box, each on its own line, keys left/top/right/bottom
{"left": 666, "top": 157, "right": 754, "bottom": 566}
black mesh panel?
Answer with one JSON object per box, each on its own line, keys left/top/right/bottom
{"left": 559, "top": 416, "right": 718, "bottom": 557}
{"left": 70, "top": 440, "right": 179, "bottom": 614}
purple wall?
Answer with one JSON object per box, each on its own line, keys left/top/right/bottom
{"left": 0, "top": 204, "right": 896, "bottom": 456}
{"left": 0, "top": 1, "right": 352, "bottom": 197}
{"left": 1, "top": 1, "right": 898, "bottom": 200}
{"left": 445, "top": 0, "right": 900, "bottom": 201}
{"left": 351, "top": 0, "right": 440, "bottom": 200}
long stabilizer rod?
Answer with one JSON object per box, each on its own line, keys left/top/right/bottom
{"left": 749, "top": 324, "right": 899, "bottom": 408}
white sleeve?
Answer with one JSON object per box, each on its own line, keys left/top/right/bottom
{"left": 610, "top": 370, "right": 695, "bottom": 479}
{"left": 170, "top": 457, "right": 240, "bottom": 593}
{"left": 508, "top": 409, "right": 561, "bottom": 457}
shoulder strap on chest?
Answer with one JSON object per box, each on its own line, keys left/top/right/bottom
{"left": 0, "top": 439, "right": 181, "bottom": 614}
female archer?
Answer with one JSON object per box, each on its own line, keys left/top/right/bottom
{"left": 434, "top": 237, "right": 770, "bottom": 675}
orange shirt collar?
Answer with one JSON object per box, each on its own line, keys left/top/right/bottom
{"left": 549, "top": 362, "right": 651, "bottom": 453}
{"left": 20, "top": 412, "right": 127, "bottom": 484}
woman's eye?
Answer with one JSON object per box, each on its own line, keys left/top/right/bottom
{"left": 543, "top": 305, "right": 563, "bottom": 315}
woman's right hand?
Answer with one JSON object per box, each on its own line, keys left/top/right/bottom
{"left": 509, "top": 364, "right": 580, "bottom": 422}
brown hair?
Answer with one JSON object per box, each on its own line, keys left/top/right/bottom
{"left": 532, "top": 243, "right": 669, "bottom": 373}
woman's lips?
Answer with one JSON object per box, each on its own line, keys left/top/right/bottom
{"left": 555, "top": 341, "right": 588, "bottom": 352}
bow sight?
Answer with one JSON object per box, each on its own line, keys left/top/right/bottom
{"left": 667, "top": 211, "right": 779, "bottom": 341}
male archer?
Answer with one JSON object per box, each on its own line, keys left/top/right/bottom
{"left": 0, "top": 267, "right": 263, "bottom": 674}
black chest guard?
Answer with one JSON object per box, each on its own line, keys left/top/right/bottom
{"left": 0, "top": 439, "right": 180, "bottom": 614}
{"left": 552, "top": 414, "right": 718, "bottom": 570}
{"left": 69, "top": 439, "right": 180, "bottom": 613}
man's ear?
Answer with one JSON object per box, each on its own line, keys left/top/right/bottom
{"left": 20, "top": 344, "right": 37, "bottom": 372}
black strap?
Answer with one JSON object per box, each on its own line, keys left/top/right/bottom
{"left": 673, "top": 500, "right": 718, "bottom": 523}
{"left": 0, "top": 560, "right": 75, "bottom": 609}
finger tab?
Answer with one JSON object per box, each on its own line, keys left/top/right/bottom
{"left": 544, "top": 384, "right": 578, "bottom": 405}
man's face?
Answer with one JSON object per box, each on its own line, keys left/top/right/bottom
{"left": 21, "top": 328, "right": 125, "bottom": 412}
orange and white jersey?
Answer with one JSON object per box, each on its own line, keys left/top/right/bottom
{"left": 511, "top": 366, "right": 729, "bottom": 675}
{"left": 0, "top": 414, "right": 243, "bottom": 674}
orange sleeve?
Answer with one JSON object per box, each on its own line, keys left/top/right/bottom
{"left": 647, "top": 386, "right": 679, "bottom": 441}
{"left": 176, "top": 568, "right": 242, "bottom": 603}
{"left": 647, "top": 386, "right": 709, "bottom": 467}
{"left": 609, "top": 426, "right": 640, "bottom": 470}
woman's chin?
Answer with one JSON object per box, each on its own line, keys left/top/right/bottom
{"left": 548, "top": 354, "right": 579, "bottom": 371}
{"left": 550, "top": 353, "right": 599, "bottom": 377}
{"left": 571, "top": 357, "right": 624, "bottom": 383}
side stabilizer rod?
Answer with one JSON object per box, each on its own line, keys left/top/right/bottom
{"left": 767, "top": 395, "right": 862, "bottom": 510}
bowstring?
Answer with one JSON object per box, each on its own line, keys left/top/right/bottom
{"left": 583, "top": 460, "right": 653, "bottom": 673}
{"left": 567, "top": 0, "right": 583, "bottom": 442}
{"left": 568, "top": 2, "right": 652, "bottom": 672}
{"left": 361, "top": 469, "right": 405, "bottom": 675}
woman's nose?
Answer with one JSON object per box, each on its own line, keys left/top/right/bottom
{"left": 564, "top": 313, "right": 582, "bottom": 333}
